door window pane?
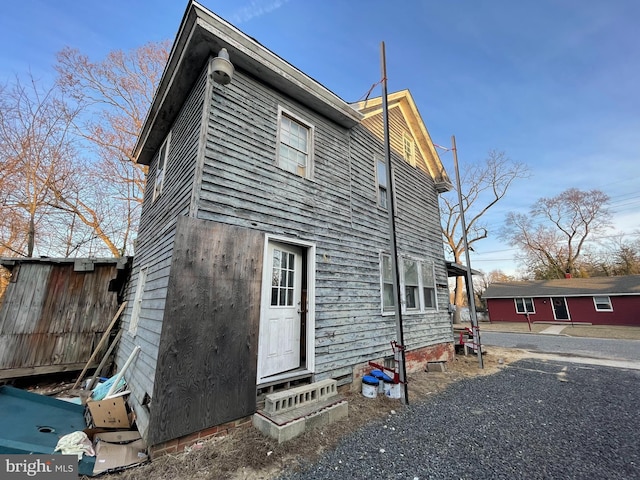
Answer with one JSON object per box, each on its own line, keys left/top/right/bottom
{"left": 271, "top": 249, "right": 295, "bottom": 306}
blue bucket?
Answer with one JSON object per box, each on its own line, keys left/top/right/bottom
{"left": 370, "top": 370, "right": 386, "bottom": 393}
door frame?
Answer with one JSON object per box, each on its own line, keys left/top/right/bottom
{"left": 257, "top": 234, "right": 316, "bottom": 385}
{"left": 551, "top": 296, "right": 570, "bottom": 321}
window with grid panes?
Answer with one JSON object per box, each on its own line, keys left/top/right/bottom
{"left": 277, "top": 111, "right": 313, "bottom": 178}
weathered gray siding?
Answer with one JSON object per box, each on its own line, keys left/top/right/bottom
{"left": 195, "top": 70, "right": 451, "bottom": 382}
{"left": 116, "top": 64, "right": 209, "bottom": 438}
{"left": 0, "top": 260, "right": 123, "bottom": 379}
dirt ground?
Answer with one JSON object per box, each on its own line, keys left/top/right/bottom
{"left": 91, "top": 347, "right": 526, "bottom": 480}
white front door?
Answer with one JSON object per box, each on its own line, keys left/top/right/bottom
{"left": 258, "top": 241, "right": 303, "bottom": 378}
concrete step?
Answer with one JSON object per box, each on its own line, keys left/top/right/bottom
{"left": 253, "top": 379, "right": 348, "bottom": 443}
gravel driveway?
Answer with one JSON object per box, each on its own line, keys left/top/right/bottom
{"left": 278, "top": 359, "right": 640, "bottom": 479}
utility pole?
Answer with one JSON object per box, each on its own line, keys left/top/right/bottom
{"left": 381, "top": 41, "right": 409, "bottom": 403}
{"left": 451, "top": 135, "right": 483, "bottom": 369}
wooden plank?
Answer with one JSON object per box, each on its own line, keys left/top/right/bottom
{"left": 148, "top": 217, "right": 263, "bottom": 445}
{"left": 72, "top": 301, "right": 127, "bottom": 389}
{"left": 87, "top": 329, "right": 123, "bottom": 390}
{"left": 0, "top": 363, "right": 99, "bottom": 380}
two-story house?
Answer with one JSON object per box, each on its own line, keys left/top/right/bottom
{"left": 115, "top": 0, "right": 454, "bottom": 452}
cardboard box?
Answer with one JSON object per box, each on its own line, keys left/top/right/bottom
{"left": 87, "top": 397, "right": 131, "bottom": 429}
{"left": 92, "top": 431, "right": 148, "bottom": 475}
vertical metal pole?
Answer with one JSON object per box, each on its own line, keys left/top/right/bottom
{"left": 381, "top": 42, "right": 409, "bottom": 403}
{"left": 451, "top": 135, "right": 484, "bottom": 369}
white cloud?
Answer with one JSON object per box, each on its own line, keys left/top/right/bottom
{"left": 228, "top": 0, "right": 291, "bottom": 24}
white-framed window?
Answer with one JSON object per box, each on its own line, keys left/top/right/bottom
{"left": 129, "top": 265, "right": 148, "bottom": 335}
{"left": 153, "top": 132, "right": 171, "bottom": 202}
{"left": 276, "top": 108, "right": 314, "bottom": 178}
{"left": 376, "top": 156, "right": 388, "bottom": 209}
{"left": 421, "top": 262, "right": 436, "bottom": 308}
{"left": 515, "top": 297, "right": 535, "bottom": 314}
{"left": 593, "top": 296, "right": 613, "bottom": 312}
{"left": 380, "top": 254, "right": 437, "bottom": 314}
{"left": 403, "top": 259, "right": 420, "bottom": 311}
{"left": 402, "top": 131, "right": 414, "bottom": 165}
{"left": 380, "top": 253, "right": 395, "bottom": 312}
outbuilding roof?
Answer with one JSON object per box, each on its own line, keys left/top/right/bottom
{"left": 482, "top": 275, "right": 640, "bottom": 299}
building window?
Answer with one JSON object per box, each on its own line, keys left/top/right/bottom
{"left": 403, "top": 259, "right": 419, "bottom": 310}
{"left": 376, "top": 157, "right": 388, "bottom": 209}
{"left": 593, "top": 296, "right": 612, "bottom": 311}
{"left": 515, "top": 297, "right": 535, "bottom": 314}
{"left": 276, "top": 109, "right": 313, "bottom": 178}
{"left": 402, "top": 131, "right": 414, "bottom": 165}
{"left": 380, "top": 255, "right": 437, "bottom": 314}
{"left": 129, "top": 265, "right": 148, "bottom": 335}
{"left": 380, "top": 254, "right": 395, "bottom": 312}
{"left": 153, "top": 132, "right": 171, "bottom": 202}
{"left": 421, "top": 262, "right": 436, "bottom": 308}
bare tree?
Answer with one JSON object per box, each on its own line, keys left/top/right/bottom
{"left": 55, "top": 41, "right": 170, "bottom": 255}
{"left": 502, "top": 188, "right": 611, "bottom": 279}
{"left": 584, "top": 233, "right": 640, "bottom": 277}
{"left": 474, "top": 269, "right": 516, "bottom": 311}
{"left": 0, "top": 74, "right": 78, "bottom": 257}
{"left": 441, "top": 150, "right": 529, "bottom": 323}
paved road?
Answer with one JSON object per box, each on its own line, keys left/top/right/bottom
{"left": 481, "top": 331, "right": 640, "bottom": 363}
{"left": 278, "top": 359, "right": 640, "bottom": 480}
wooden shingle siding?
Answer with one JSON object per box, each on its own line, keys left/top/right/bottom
{"left": 116, "top": 65, "right": 209, "bottom": 435}
{"left": 195, "top": 70, "right": 450, "bottom": 382}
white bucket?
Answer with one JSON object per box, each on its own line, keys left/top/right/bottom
{"left": 384, "top": 381, "right": 401, "bottom": 399}
{"left": 362, "top": 375, "right": 379, "bottom": 398}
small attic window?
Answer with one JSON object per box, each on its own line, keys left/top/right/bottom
{"left": 402, "top": 131, "right": 415, "bottom": 165}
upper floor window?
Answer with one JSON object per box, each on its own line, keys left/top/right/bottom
{"left": 376, "top": 156, "right": 388, "bottom": 210}
{"left": 593, "top": 296, "right": 612, "bottom": 312}
{"left": 515, "top": 297, "right": 535, "bottom": 314}
{"left": 402, "top": 131, "right": 414, "bottom": 165}
{"left": 276, "top": 108, "right": 314, "bottom": 178}
{"left": 153, "top": 131, "right": 171, "bottom": 202}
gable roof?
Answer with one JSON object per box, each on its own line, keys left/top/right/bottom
{"left": 352, "top": 90, "right": 452, "bottom": 192}
{"left": 134, "top": 0, "right": 363, "bottom": 165}
{"left": 483, "top": 275, "right": 640, "bottom": 299}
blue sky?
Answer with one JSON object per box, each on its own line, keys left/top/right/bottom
{"left": 1, "top": 0, "right": 639, "bottom": 275}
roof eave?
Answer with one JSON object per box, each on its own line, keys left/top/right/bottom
{"left": 134, "top": 1, "right": 363, "bottom": 165}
